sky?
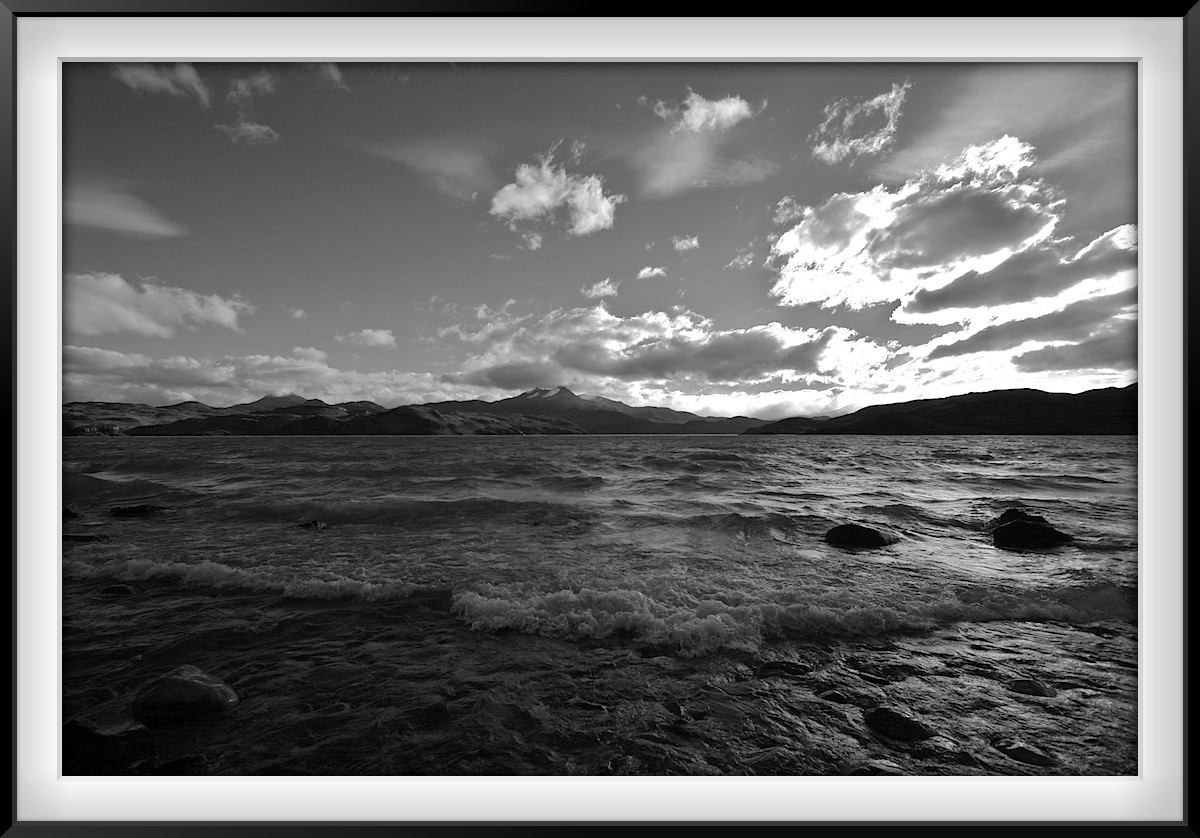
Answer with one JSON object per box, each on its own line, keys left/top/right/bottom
{"left": 61, "top": 61, "right": 1138, "bottom": 420}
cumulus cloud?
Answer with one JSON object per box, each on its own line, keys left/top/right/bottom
{"left": 335, "top": 328, "right": 396, "bottom": 348}
{"left": 288, "top": 308, "right": 308, "bottom": 320}
{"left": 489, "top": 149, "right": 625, "bottom": 244}
{"left": 65, "top": 272, "right": 255, "bottom": 338}
{"left": 215, "top": 118, "right": 281, "bottom": 146}
{"left": 582, "top": 278, "right": 620, "bottom": 299}
{"left": 227, "top": 69, "right": 278, "bottom": 110}
{"left": 436, "top": 302, "right": 886, "bottom": 394}
{"left": 652, "top": 89, "right": 759, "bottom": 134}
{"left": 810, "top": 79, "right": 911, "bottom": 165}
{"left": 62, "top": 344, "right": 468, "bottom": 408}
{"left": 637, "top": 266, "right": 667, "bottom": 280}
{"left": 769, "top": 136, "right": 1062, "bottom": 312}
{"left": 372, "top": 141, "right": 495, "bottom": 203}
{"left": 672, "top": 235, "right": 699, "bottom": 251}
{"left": 65, "top": 181, "right": 187, "bottom": 238}
{"left": 292, "top": 346, "right": 328, "bottom": 362}
{"left": 772, "top": 196, "right": 805, "bottom": 226}
{"left": 111, "top": 63, "right": 211, "bottom": 107}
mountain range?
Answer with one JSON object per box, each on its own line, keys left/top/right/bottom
{"left": 62, "top": 383, "right": 1137, "bottom": 438}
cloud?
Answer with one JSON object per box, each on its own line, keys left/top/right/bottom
{"left": 672, "top": 235, "right": 699, "bottom": 252}
{"left": 111, "top": 63, "right": 211, "bottom": 107}
{"left": 631, "top": 131, "right": 779, "bottom": 198}
{"left": 652, "top": 89, "right": 759, "bottom": 134}
{"left": 908, "top": 225, "right": 1137, "bottom": 313}
{"left": 215, "top": 118, "right": 281, "bottom": 146}
{"left": 637, "top": 266, "right": 667, "bottom": 280}
{"left": 769, "top": 136, "right": 1062, "bottom": 311}
{"left": 810, "top": 79, "right": 911, "bottom": 165}
{"left": 489, "top": 149, "right": 625, "bottom": 244}
{"left": 288, "top": 308, "right": 308, "bottom": 320}
{"left": 227, "top": 70, "right": 278, "bottom": 110}
{"left": 725, "top": 247, "right": 756, "bottom": 271}
{"left": 438, "top": 302, "right": 881, "bottom": 392}
{"left": 372, "top": 141, "right": 495, "bottom": 203}
{"left": 292, "top": 346, "right": 328, "bottom": 362}
{"left": 335, "top": 328, "right": 396, "bottom": 348}
{"left": 315, "top": 62, "right": 350, "bottom": 92}
{"left": 772, "top": 196, "right": 805, "bottom": 226}
{"left": 62, "top": 344, "right": 470, "bottom": 409}
{"left": 582, "top": 278, "right": 620, "bottom": 299}
{"left": 65, "top": 181, "right": 187, "bottom": 238}
{"left": 925, "top": 287, "right": 1137, "bottom": 360}
{"left": 65, "top": 272, "right": 255, "bottom": 338}
{"left": 1012, "top": 316, "right": 1137, "bottom": 372}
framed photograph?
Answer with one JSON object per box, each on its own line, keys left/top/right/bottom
{"left": 14, "top": 12, "right": 1187, "bottom": 827}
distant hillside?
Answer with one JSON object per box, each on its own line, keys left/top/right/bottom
{"left": 424, "top": 387, "right": 768, "bottom": 434}
{"left": 65, "top": 387, "right": 768, "bottom": 436}
{"left": 744, "top": 384, "right": 1137, "bottom": 435}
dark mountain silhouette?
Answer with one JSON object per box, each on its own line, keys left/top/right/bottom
{"left": 743, "top": 384, "right": 1137, "bottom": 435}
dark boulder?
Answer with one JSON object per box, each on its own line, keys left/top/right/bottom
{"left": 989, "top": 508, "right": 1050, "bottom": 529}
{"left": 128, "top": 665, "right": 239, "bottom": 726}
{"left": 62, "top": 719, "right": 156, "bottom": 774}
{"left": 825, "top": 523, "right": 896, "bottom": 548}
{"left": 297, "top": 520, "right": 332, "bottom": 531}
{"left": 110, "top": 504, "right": 169, "bottom": 518}
{"left": 994, "top": 738, "right": 1058, "bottom": 767}
{"left": 863, "top": 706, "right": 936, "bottom": 742}
{"left": 993, "top": 519, "right": 1073, "bottom": 550}
{"left": 1008, "top": 678, "right": 1058, "bottom": 697}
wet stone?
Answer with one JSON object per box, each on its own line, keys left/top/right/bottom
{"left": 863, "top": 706, "right": 936, "bottom": 742}
{"left": 1009, "top": 678, "right": 1058, "bottom": 697}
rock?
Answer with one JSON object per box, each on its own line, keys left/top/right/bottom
{"left": 97, "top": 584, "right": 138, "bottom": 597}
{"left": 64, "top": 507, "right": 79, "bottom": 519}
{"left": 994, "top": 738, "right": 1057, "bottom": 767}
{"left": 110, "top": 504, "right": 168, "bottom": 518}
{"left": 62, "top": 719, "right": 156, "bottom": 774}
{"left": 993, "top": 519, "right": 1073, "bottom": 550}
{"left": 845, "top": 757, "right": 906, "bottom": 775}
{"left": 755, "top": 660, "right": 811, "bottom": 679}
{"left": 817, "top": 689, "right": 852, "bottom": 704}
{"left": 863, "top": 706, "right": 936, "bottom": 742}
{"left": 128, "top": 665, "right": 239, "bottom": 726}
{"left": 1008, "top": 678, "right": 1058, "bottom": 697}
{"left": 825, "top": 523, "right": 896, "bottom": 548}
{"left": 989, "top": 508, "right": 1050, "bottom": 529}
{"left": 297, "top": 520, "right": 332, "bottom": 531}
{"left": 65, "top": 533, "right": 110, "bottom": 543}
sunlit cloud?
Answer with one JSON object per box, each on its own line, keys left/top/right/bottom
{"left": 111, "top": 63, "right": 211, "bottom": 108}
{"left": 335, "top": 328, "right": 397, "bottom": 348}
{"left": 490, "top": 147, "right": 625, "bottom": 244}
{"left": 65, "top": 272, "right": 255, "bottom": 338}
{"left": 582, "top": 278, "right": 620, "bottom": 299}
{"left": 65, "top": 180, "right": 187, "bottom": 238}
{"left": 810, "top": 79, "right": 911, "bottom": 165}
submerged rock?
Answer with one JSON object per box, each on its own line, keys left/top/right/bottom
{"left": 1008, "top": 678, "right": 1058, "bottom": 697}
{"left": 62, "top": 719, "right": 156, "bottom": 774}
{"left": 128, "top": 665, "right": 239, "bottom": 726}
{"left": 825, "top": 523, "right": 896, "bottom": 548}
{"left": 297, "top": 520, "right": 332, "bottom": 531}
{"left": 993, "top": 519, "right": 1073, "bottom": 550}
{"left": 994, "top": 738, "right": 1058, "bottom": 767}
{"left": 989, "top": 508, "right": 1050, "bottom": 529}
{"left": 863, "top": 706, "right": 936, "bottom": 742}
{"left": 110, "top": 504, "right": 168, "bottom": 518}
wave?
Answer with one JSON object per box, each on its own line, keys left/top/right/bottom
{"left": 451, "top": 579, "right": 1136, "bottom": 658}
{"left": 216, "top": 496, "right": 594, "bottom": 529}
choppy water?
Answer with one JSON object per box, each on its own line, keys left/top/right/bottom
{"left": 61, "top": 434, "right": 1138, "bottom": 776}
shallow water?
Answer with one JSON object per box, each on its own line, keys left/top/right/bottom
{"left": 61, "top": 434, "right": 1138, "bottom": 776}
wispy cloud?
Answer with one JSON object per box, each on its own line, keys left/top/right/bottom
{"left": 65, "top": 180, "right": 187, "bottom": 238}
{"left": 372, "top": 140, "right": 495, "bottom": 203}
{"left": 810, "top": 79, "right": 911, "bottom": 165}
{"left": 215, "top": 118, "right": 281, "bottom": 147}
{"left": 315, "top": 62, "right": 351, "bottom": 92}
{"left": 111, "top": 63, "right": 211, "bottom": 108}
{"left": 652, "top": 89, "right": 761, "bottom": 134}
{"left": 335, "top": 328, "right": 397, "bottom": 348}
{"left": 227, "top": 69, "right": 279, "bottom": 110}
{"left": 581, "top": 278, "right": 620, "bottom": 299}
{"left": 65, "top": 272, "right": 255, "bottom": 338}
{"left": 672, "top": 235, "right": 699, "bottom": 252}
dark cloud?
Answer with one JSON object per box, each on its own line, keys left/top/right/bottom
{"left": 908, "top": 226, "right": 1137, "bottom": 313}
{"left": 927, "top": 287, "right": 1137, "bottom": 360}
{"left": 869, "top": 184, "right": 1056, "bottom": 272}
{"left": 1012, "top": 316, "right": 1137, "bottom": 372}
